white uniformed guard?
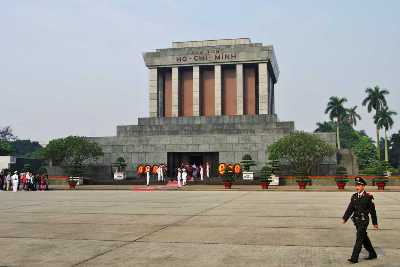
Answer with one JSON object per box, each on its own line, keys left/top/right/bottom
{"left": 157, "top": 166, "right": 162, "bottom": 182}
{"left": 177, "top": 168, "right": 182, "bottom": 187}
{"left": 206, "top": 162, "right": 210, "bottom": 178}
{"left": 159, "top": 165, "right": 164, "bottom": 181}
{"left": 182, "top": 168, "right": 187, "bottom": 186}
{"left": 200, "top": 165, "right": 204, "bottom": 181}
{"left": 12, "top": 171, "right": 19, "bottom": 192}
{"left": 146, "top": 169, "right": 150, "bottom": 186}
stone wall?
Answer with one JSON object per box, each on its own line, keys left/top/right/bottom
{"left": 90, "top": 115, "right": 337, "bottom": 178}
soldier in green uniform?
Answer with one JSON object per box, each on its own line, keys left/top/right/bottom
{"left": 342, "top": 177, "right": 378, "bottom": 263}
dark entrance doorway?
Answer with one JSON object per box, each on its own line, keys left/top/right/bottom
{"left": 167, "top": 152, "right": 219, "bottom": 178}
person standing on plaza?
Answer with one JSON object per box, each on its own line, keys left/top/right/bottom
{"left": 182, "top": 167, "right": 187, "bottom": 186}
{"left": 0, "top": 170, "right": 4, "bottom": 190}
{"left": 159, "top": 164, "right": 165, "bottom": 182}
{"left": 145, "top": 168, "right": 150, "bottom": 186}
{"left": 6, "top": 173, "right": 11, "bottom": 191}
{"left": 206, "top": 162, "right": 210, "bottom": 178}
{"left": 177, "top": 167, "right": 182, "bottom": 187}
{"left": 342, "top": 177, "right": 378, "bottom": 263}
{"left": 156, "top": 165, "right": 162, "bottom": 182}
{"left": 12, "top": 171, "right": 19, "bottom": 192}
{"left": 199, "top": 164, "right": 204, "bottom": 181}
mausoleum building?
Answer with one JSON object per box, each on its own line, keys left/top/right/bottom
{"left": 92, "top": 38, "right": 336, "bottom": 178}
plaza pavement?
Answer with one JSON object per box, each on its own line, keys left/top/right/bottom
{"left": 0, "top": 190, "right": 399, "bottom": 267}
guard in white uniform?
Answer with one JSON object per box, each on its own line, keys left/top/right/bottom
{"left": 200, "top": 165, "right": 204, "bottom": 181}
{"left": 160, "top": 165, "right": 164, "bottom": 181}
{"left": 177, "top": 168, "right": 182, "bottom": 187}
{"left": 157, "top": 166, "right": 162, "bottom": 182}
{"left": 206, "top": 162, "right": 210, "bottom": 178}
{"left": 182, "top": 168, "right": 187, "bottom": 186}
{"left": 146, "top": 170, "right": 150, "bottom": 186}
{"left": 12, "top": 171, "right": 19, "bottom": 192}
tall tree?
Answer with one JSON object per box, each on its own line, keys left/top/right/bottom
{"left": 362, "top": 86, "right": 389, "bottom": 159}
{"left": 325, "top": 96, "right": 348, "bottom": 149}
{"left": 346, "top": 106, "right": 362, "bottom": 126}
{"left": 0, "top": 126, "right": 16, "bottom": 141}
{"left": 374, "top": 107, "right": 397, "bottom": 162}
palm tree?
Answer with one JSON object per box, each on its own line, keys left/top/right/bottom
{"left": 374, "top": 107, "right": 397, "bottom": 162}
{"left": 325, "top": 96, "right": 348, "bottom": 149}
{"left": 362, "top": 86, "right": 389, "bottom": 159}
{"left": 345, "top": 106, "right": 362, "bottom": 126}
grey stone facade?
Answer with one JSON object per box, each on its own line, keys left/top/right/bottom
{"left": 91, "top": 115, "right": 336, "bottom": 177}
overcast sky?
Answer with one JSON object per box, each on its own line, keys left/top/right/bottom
{"left": 1, "top": 0, "right": 399, "bottom": 143}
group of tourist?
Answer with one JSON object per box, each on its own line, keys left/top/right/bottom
{"left": 176, "top": 162, "right": 210, "bottom": 187}
{"left": 0, "top": 170, "right": 48, "bottom": 192}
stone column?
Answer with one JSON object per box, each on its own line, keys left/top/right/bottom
{"left": 214, "top": 65, "right": 222, "bottom": 116}
{"left": 171, "top": 67, "right": 179, "bottom": 117}
{"left": 157, "top": 71, "right": 164, "bottom": 117}
{"left": 148, "top": 68, "right": 158, "bottom": 117}
{"left": 258, "top": 63, "right": 269, "bottom": 115}
{"left": 236, "top": 64, "right": 243, "bottom": 115}
{"left": 193, "top": 66, "right": 200, "bottom": 116}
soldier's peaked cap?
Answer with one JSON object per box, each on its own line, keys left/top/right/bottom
{"left": 355, "top": 176, "right": 367, "bottom": 185}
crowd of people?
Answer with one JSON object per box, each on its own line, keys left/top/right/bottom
{"left": 176, "top": 162, "right": 210, "bottom": 187}
{"left": 0, "top": 170, "right": 48, "bottom": 192}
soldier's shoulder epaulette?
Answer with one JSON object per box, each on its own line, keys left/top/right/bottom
{"left": 366, "top": 192, "right": 374, "bottom": 199}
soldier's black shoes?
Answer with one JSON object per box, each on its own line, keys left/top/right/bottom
{"left": 347, "top": 258, "right": 358, "bottom": 264}
{"left": 365, "top": 254, "right": 377, "bottom": 260}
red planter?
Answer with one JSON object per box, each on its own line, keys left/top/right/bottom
{"left": 298, "top": 181, "right": 307, "bottom": 190}
{"left": 68, "top": 181, "right": 77, "bottom": 189}
{"left": 260, "top": 182, "right": 270, "bottom": 189}
{"left": 376, "top": 181, "right": 385, "bottom": 190}
{"left": 223, "top": 181, "right": 232, "bottom": 189}
{"left": 336, "top": 182, "right": 346, "bottom": 190}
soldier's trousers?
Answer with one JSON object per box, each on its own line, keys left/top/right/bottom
{"left": 351, "top": 222, "right": 376, "bottom": 261}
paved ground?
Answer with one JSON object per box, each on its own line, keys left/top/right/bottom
{"left": 0, "top": 190, "right": 399, "bottom": 267}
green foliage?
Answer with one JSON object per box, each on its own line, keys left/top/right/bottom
{"left": 361, "top": 160, "right": 394, "bottom": 176}
{"left": 113, "top": 157, "right": 127, "bottom": 172}
{"left": 294, "top": 171, "right": 311, "bottom": 183}
{"left": 325, "top": 96, "right": 348, "bottom": 122}
{"left": 352, "top": 136, "right": 377, "bottom": 170}
{"left": 268, "top": 132, "right": 335, "bottom": 175}
{"left": 0, "top": 140, "right": 14, "bottom": 156}
{"left": 259, "top": 164, "right": 273, "bottom": 182}
{"left": 335, "top": 166, "right": 349, "bottom": 182}
{"left": 314, "top": 121, "right": 336, "bottom": 133}
{"left": 390, "top": 131, "right": 400, "bottom": 169}
{"left": 240, "top": 154, "right": 256, "bottom": 171}
{"left": 362, "top": 86, "right": 389, "bottom": 113}
{"left": 9, "top": 140, "right": 42, "bottom": 157}
{"left": 38, "top": 167, "right": 48, "bottom": 176}
{"left": 222, "top": 167, "right": 236, "bottom": 182}
{"left": 23, "top": 164, "right": 32, "bottom": 173}
{"left": 44, "top": 136, "right": 103, "bottom": 176}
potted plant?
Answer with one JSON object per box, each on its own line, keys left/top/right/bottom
{"left": 222, "top": 167, "right": 235, "bottom": 189}
{"left": 373, "top": 161, "right": 389, "bottom": 190}
{"left": 259, "top": 164, "right": 273, "bottom": 189}
{"left": 112, "top": 157, "right": 127, "bottom": 180}
{"left": 240, "top": 154, "right": 256, "bottom": 180}
{"left": 65, "top": 162, "right": 84, "bottom": 189}
{"left": 295, "top": 171, "right": 311, "bottom": 190}
{"left": 335, "top": 166, "right": 349, "bottom": 190}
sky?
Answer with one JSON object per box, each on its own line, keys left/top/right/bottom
{"left": 0, "top": 0, "right": 399, "bottom": 143}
